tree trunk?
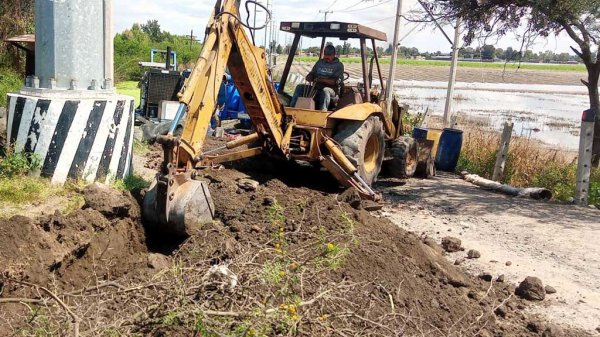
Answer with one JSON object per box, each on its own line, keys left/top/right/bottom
{"left": 587, "top": 63, "right": 600, "bottom": 166}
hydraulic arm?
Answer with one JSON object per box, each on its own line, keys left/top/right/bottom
{"left": 143, "top": 0, "right": 289, "bottom": 235}
{"left": 143, "top": 0, "right": 382, "bottom": 236}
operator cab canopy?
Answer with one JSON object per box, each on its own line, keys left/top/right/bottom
{"left": 278, "top": 21, "right": 388, "bottom": 111}
{"left": 280, "top": 21, "right": 387, "bottom": 41}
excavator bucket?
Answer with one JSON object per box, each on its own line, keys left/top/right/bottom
{"left": 143, "top": 176, "right": 215, "bottom": 236}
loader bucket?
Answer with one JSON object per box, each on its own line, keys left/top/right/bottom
{"left": 143, "top": 177, "right": 215, "bottom": 237}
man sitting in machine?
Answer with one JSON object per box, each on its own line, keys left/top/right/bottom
{"left": 290, "top": 44, "right": 344, "bottom": 111}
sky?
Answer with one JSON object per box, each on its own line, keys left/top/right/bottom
{"left": 114, "top": 0, "right": 575, "bottom": 54}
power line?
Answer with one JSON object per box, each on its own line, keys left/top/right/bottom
{"left": 338, "top": 0, "right": 393, "bottom": 13}
{"left": 325, "top": 0, "right": 339, "bottom": 10}
{"left": 337, "top": 0, "right": 365, "bottom": 12}
{"left": 364, "top": 15, "right": 395, "bottom": 24}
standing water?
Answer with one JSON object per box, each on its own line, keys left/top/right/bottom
{"left": 393, "top": 80, "right": 589, "bottom": 149}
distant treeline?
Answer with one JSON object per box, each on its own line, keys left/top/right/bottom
{"left": 297, "top": 43, "right": 579, "bottom": 63}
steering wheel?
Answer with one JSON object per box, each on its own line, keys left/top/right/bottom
{"left": 343, "top": 71, "right": 350, "bottom": 81}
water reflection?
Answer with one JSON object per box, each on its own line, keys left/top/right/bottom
{"left": 394, "top": 80, "right": 589, "bottom": 149}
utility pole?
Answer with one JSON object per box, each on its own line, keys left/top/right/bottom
{"left": 443, "top": 17, "right": 461, "bottom": 127}
{"left": 319, "top": 10, "right": 333, "bottom": 22}
{"left": 385, "top": 0, "right": 403, "bottom": 117}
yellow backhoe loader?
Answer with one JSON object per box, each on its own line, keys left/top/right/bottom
{"left": 143, "top": 0, "right": 422, "bottom": 235}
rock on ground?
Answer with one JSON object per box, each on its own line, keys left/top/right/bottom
{"left": 441, "top": 236, "right": 462, "bottom": 252}
{"left": 467, "top": 249, "right": 481, "bottom": 259}
{"left": 516, "top": 276, "right": 546, "bottom": 301}
{"left": 237, "top": 178, "right": 259, "bottom": 191}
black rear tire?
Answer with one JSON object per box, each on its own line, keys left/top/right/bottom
{"left": 333, "top": 116, "right": 385, "bottom": 185}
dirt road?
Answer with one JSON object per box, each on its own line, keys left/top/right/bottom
{"left": 377, "top": 173, "right": 600, "bottom": 333}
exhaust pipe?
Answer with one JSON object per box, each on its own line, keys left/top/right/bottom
{"left": 165, "top": 46, "right": 172, "bottom": 71}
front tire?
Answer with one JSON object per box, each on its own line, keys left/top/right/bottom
{"left": 333, "top": 116, "right": 385, "bottom": 185}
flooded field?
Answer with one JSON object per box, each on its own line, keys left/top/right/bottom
{"left": 278, "top": 62, "right": 590, "bottom": 150}
{"left": 394, "top": 80, "right": 589, "bottom": 150}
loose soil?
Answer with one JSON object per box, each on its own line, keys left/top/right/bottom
{"left": 0, "top": 139, "right": 594, "bottom": 336}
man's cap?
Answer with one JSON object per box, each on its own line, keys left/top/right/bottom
{"left": 324, "top": 45, "right": 336, "bottom": 56}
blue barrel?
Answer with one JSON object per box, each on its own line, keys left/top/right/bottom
{"left": 435, "top": 128, "right": 464, "bottom": 172}
{"left": 412, "top": 127, "right": 428, "bottom": 140}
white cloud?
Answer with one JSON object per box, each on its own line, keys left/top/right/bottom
{"left": 114, "top": 0, "right": 574, "bottom": 53}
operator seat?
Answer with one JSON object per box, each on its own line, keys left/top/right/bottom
{"left": 336, "top": 86, "right": 363, "bottom": 110}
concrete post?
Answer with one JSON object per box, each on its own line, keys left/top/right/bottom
{"left": 385, "top": 0, "right": 404, "bottom": 117}
{"left": 443, "top": 17, "right": 461, "bottom": 127}
{"left": 6, "top": 0, "right": 134, "bottom": 185}
{"left": 492, "top": 122, "right": 514, "bottom": 182}
{"left": 103, "top": 0, "right": 114, "bottom": 89}
{"left": 575, "top": 108, "right": 597, "bottom": 205}
{"left": 35, "top": 0, "right": 112, "bottom": 91}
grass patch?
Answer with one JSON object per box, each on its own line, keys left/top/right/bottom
{"left": 457, "top": 127, "right": 599, "bottom": 207}
{"left": 0, "top": 176, "right": 58, "bottom": 205}
{"left": 112, "top": 174, "right": 151, "bottom": 192}
{"left": 0, "top": 68, "right": 23, "bottom": 107}
{"left": 133, "top": 139, "right": 151, "bottom": 156}
{"left": 293, "top": 57, "right": 586, "bottom": 72}
{"left": 115, "top": 81, "right": 141, "bottom": 108}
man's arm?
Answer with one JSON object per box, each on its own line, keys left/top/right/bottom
{"left": 306, "top": 62, "right": 318, "bottom": 82}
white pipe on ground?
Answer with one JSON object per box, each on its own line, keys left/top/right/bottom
{"left": 461, "top": 171, "right": 553, "bottom": 201}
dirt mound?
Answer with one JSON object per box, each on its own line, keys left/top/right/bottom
{"left": 0, "top": 183, "right": 148, "bottom": 286}
{"left": 0, "top": 156, "right": 592, "bottom": 336}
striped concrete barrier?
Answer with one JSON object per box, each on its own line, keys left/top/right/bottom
{"left": 6, "top": 93, "right": 135, "bottom": 184}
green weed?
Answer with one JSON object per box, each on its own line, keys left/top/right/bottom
{"left": 321, "top": 242, "right": 349, "bottom": 270}
{"left": 0, "top": 149, "right": 41, "bottom": 177}
{"left": 0, "top": 68, "right": 23, "bottom": 107}
{"left": 161, "top": 310, "right": 183, "bottom": 326}
{"left": 112, "top": 174, "right": 150, "bottom": 192}
{"left": 132, "top": 139, "right": 150, "bottom": 156}
{"left": 261, "top": 261, "right": 285, "bottom": 284}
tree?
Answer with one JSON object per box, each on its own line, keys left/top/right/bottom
{"left": 0, "top": 0, "right": 34, "bottom": 72}
{"left": 422, "top": 0, "right": 600, "bottom": 164}
{"left": 342, "top": 41, "right": 351, "bottom": 56}
{"left": 276, "top": 44, "right": 283, "bottom": 54}
{"left": 141, "top": 19, "right": 164, "bottom": 43}
{"left": 481, "top": 45, "right": 496, "bottom": 60}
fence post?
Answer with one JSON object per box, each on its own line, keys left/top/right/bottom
{"left": 575, "top": 108, "right": 597, "bottom": 206}
{"left": 492, "top": 122, "right": 514, "bottom": 182}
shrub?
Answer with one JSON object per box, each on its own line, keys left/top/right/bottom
{"left": 0, "top": 68, "right": 23, "bottom": 107}
{"left": 0, "top": 149, "right": 41, "bottom": 177}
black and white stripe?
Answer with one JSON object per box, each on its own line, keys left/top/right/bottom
{"left": 6, "top": 94, "right": 135, "bottom": 184}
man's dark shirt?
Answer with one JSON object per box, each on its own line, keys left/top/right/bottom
{"left": 309, "top": 57, "right": 344, "bottom": 92}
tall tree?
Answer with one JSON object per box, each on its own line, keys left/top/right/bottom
{"left": 141, "top": 19, "right": 164, "bottom": 43}
{"left": 422, "top": 0, "right": 600, "bottom": 164}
